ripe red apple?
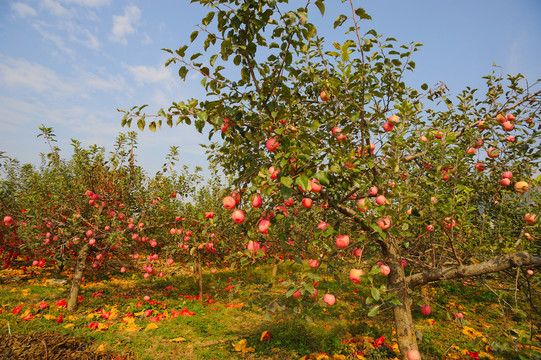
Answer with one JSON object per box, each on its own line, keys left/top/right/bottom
{"left": 375, "top": 195, "right": 386, "bottom": 205}
{"left": 382, "top": 122, "right": 394, "bottom": 132}
{"left": 352, "top": 248, "right": 362, "bottom": 257}
{"left": 527, "top": 269, "right": 534, "bottom": 276}
{"left": 120, "top": 267, "right": 126, "bottom": 273}
{"left": 349, "top": 269, "right": 364, "bottom": 284}
{"left": 369, "top": 186, "right": 378, "bottom": 196}
{"left": 89, "top": 238, "right": 96, "bottom": 246}
{"left": 205, "top": 212, "right": 215, "bottom": 219}
{"left": 380, "top": 264, "right": 391, "bottom": 276}
{"left": 434, "top": 131, "right": 444, "bottom": 139}
{"left": 323, "top": 293, "right": 335, "bottom": 306}
{"left": 104, "top": 225, "right": 110, "bottom": 231}
{"left": 320, "top": 91, "right": 330, "bottom": 102}
{"left": 466, "top": 147, "right": 477, "bottom": 155}
{"left": 487, "top": 147, "right": 499, "bottom": 158}
{"left": 475, "top": 163, "right": 485, "bottom": 172}
{"left": 247, "top": 240, "right": 260, "bottom": 253}
{"left": 502, "top": 121, "right": 514, "bottom": 131}
{"left": 232, "top": 209, "right": 245, "bottom": 223}
{"left": 167, "top": 258, "right": 174, "bottom": 265}
{"left": 378, "top": 218, "right": 391, "bottom": 230}
{"left": 3, "top": 216, "right": 13, "bottom": 225}
{"left": 407, "top": 350, "right": 421, "bottom": 360}
{"left": 86, "top": 229, "right": 94, "bottom": 237}
{"left": 317, "top": 222, "right": 329, "bottom": 231}
{"left": 507, "top": 113, "right": 516, "bottom": 121}
{"left": 331, "top": 126, "right": 341, "bottom": 136}
{"left": 302, "top": 198, "right": 313, "bottom": 209}
{"left": 308, "top": 259, "right": 319, "bottom": 268}
{"left": 259, "top": 219, "right": 271, "bottom": 234}
{"left": 503, "top": 171, "right": 513, "bottom": 179}
{"left": 252, "top": 194, "right": 262, "bottom": 208}
{"left": 223, "top": 196, "right": 236, "bottom": 209}
{"left": 266, "top": 138, "right": 280, "bottom": 152}
{"left": 525, "top": 213, "right": 536, "bottom": 225}
{"left": 133, "top": 253, "right": 140, "bottom": 260}
{"left": 336, "top": 235, "right": 350, "bottom": 248}
{"left": 211, "top": 269, "right": 217, "bottom": 274}
{"left": 310, "top": 179, "right": 322, "bottom": 193}
{"left": 506, "top": 135, "right": 515, "bottom": 142}
{"left": 500, "top": 178, "right": 511, "bottom": 186}
{"left": 388, "top": 115, "right": 400, "bottom": 124}
{"left": 292, "top": 290, "right": 301, "bottom": 299}
{"left": 515, "top": 181, "right": 529, "bottom": 193}
{"left": 495, "top": 113, "right": 506, "bottom": 123}
{"left": 419, "top": 135, "right": 428, "bottom": 142}
{"left": 357, "top": 198, "right": 368, "bottom": 212}
{"left": 421, "top": 304, "right": 431, "bottom": 315}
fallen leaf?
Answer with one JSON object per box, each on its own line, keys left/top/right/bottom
{"left": 233, "top": 339, "right": 255, "bottom": 353}
{"left": 145, "top": 323, "right": 158, "bottom": 331}
{"left": 64, "top": 323, "right": 75, "bottom": 329}
{"left": 43, "top": 314, "right": 57, "bottom": 320}
{"left": 260, "top": 331, "right": 270, "bottom": 341}
{"left": 169, "top": 337, "right": 186, "bottom": 342}
{"left": 96, "top": 344, "right": 107, "bottom": 353}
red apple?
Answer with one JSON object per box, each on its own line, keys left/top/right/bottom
{"left": 466, "top": 147, "right": 477, "bottom": 155}
{"left": 232, "top": 209, "right": 245, "bottom": 223}
{"left": 525, "top": 213, "right": 536, "bottom": 224}
{"left": 506, "top": 135, "right": 515, "bottom": 142}
{"left": 336, "top": 235, "right": 350, "bottom": 248}
{"left": 502, "top": 171, "right": 513, "bottom": 179}
{"left": 352, "top": 248, "right": 362, "bottom": 257}
{"left": 380, "top": 264, "right": 391, "bottom": 276}
{"left": 259, "top": 219, "right": 271, "bottom": 234}
{"left": 292, "top": 290, "right": 301, "bottom": 299}
{"left": 349, "top": 269, "right": 364, "bottom": 284}
{"left": 378, "top": 218, "right": 391, "bottom": 230}
{"left": 500, "top": 178, "right": 511, "bottom": 186}
{"left": 317, "top": 222, "right": 329, "bottom": 231}
{"left": 407, "top": 350, "right": 421, "bottom": 360}
{"left": 205, "top": 212, "right": 215, "bottom": 219}
{"left": 388, "top": 115, "right": 400, "bottom": 124}
{"left": 369, "top": 186, "right": 378, "bottom": 196}
{"left": 310, "top": 179, "right": 322, "bottom": 193}
{"left": 223, "top": 196, "right": 236, "bottom": 209}
{"left": 323, "top": 293, "right": 335, "bottom": 306}
{"left": 382, "top": 122, "right": 394, "bottom": 132}
{"left": 302, "top": 198, "right": 313, "bottom": 209}
{"left": 120, "top": 267, "right": 126, "bottom": 273}
{"left": 308, "top": 259, "right": 319, "bottom": 268}
{"left": 421, "top": 304, "right": 431, "bottom": 315}
{"left": 375, "top": 195, "right": 386, "bottom": 205}
{"left": 487, "top": 147, "right": 499, "bottom": 158}
{"left": 502, "top": 121, "right": 514, "bottom": 131}
{"left": 320, "top": 91, "right": 330, "bottom": 102}
{"left": 419, "top": 135, "right": 428, "bottom": 142}
{"left": 495, "top": 113, "right": 506, "bottom": 123}
{"left": 515, "top": 181, "right": 529, "bottom": 193}
{"left": 357, "top": 198, "right": 368, "bottom": 212}
{"left": 247, "top": 240, "right": 260, "bottom": 253}
{"left": 475, "top": 163, "right": 485, "bottom": 172}
{"left": 252, "top": 194, "right": 262, "bottom": 208}
{"left": 167, "top": 258, "right": 174, "bottom": 265}
{"left": 266, "top": 138, "right": 280, "bottom": 152}
{"left": 331, "top": 126, "right": 341, "bottom": 136}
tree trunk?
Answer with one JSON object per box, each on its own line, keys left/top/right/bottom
{"left": 383, "top": 241, "right": 419, "bottom": 359}
{"left": 198, "top": 252, "right": 203, "bottom": 306}
{"left": 67, "top": 243, "right": 90, "bottom": 311}
{"left": 272, "top": 259, "right": 279, "bottom": 277}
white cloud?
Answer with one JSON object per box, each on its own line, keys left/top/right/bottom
{"left": 61, "top": 0, "right": 111, "bottom": 7}
{"left": 110, "top": 5, "right": 141, "bottom": 45}
{"left": 11, "top": 2, "right": 38, "bottom": 18}
{"left": 124, "top": 64, "right": 172, "bottom": 85}
{"left": 0, "top": 55, "right": 127, "bottom": 98}
{"left": 142, "top": 33, "right": 152, "bottom": 45}
{"left": 33, "top": 23, "right": 76, "bottom": 57}
{"left": 41, "top": 0, "right": 74, "bottom": 18}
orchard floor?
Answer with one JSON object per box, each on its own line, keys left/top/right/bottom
{"left": 0, "top": 261, "right": 540, "bottom": 360}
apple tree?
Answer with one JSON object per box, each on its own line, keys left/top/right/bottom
{"left": 121, "top": 0, "right": 541, "bottom": 357}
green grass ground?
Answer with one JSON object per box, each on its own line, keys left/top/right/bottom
{"left": 0, "top": 260, "right": 540, "bottom": 360}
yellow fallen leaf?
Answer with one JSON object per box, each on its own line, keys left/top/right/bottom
{"left": 123, "top": 323, "right": 141, "bottom": 333}
{"left": 145, "top": 323, "right": 158, "bottom": 331}
{"left": 298, "top": 357, "right": 307, "bottom": 360}
{"left": 64, "top": 324, "right": 75, "bottom": 329}
{"left": 461, "top": 326, "right": 487, "bottom": 342}
{"left": 479, "top": 351, "right": 494, "bottom": 359}
{"left": 233, "top": 339, "right": 255, "bottom": 353}
{"left": 163, "top": 309, "right": 169, "bottom": 318}
{"left": 97, "top": 323, "right": 109, "bottom": 331}
{"left": 20, "top": 310, "right": 31, "bottom": 319}
{"left": 260, "top": 331, "right": 269, "bottom": 341}
{"left": 66, "top": 315, "right": 78, "bottom": 321}
{"left": 333, "top": 354, "right": 347, "bottom": 360}
{"left": 531, "top": 346, "right": 541, "bottom": 353}
{"left": 134, "top": 311, "right": 145, "bottom": 317}
{"left": 96, "top": 344, "right": 107, "bottom": 353}
{"left": 43, "top": 315, "right": 57, "bottom": 320}
{"left": 86, "top": 313, "right": 97, "bottom": 320}
{"left": 123, "top": 317, "right": 135, "bottom": 324}
{"left": 169, "top": 337, "right": 186, "bottom": 342}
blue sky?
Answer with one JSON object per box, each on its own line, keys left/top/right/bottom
{"left": 1, "top": 0, "right": 540, "bottom": 177}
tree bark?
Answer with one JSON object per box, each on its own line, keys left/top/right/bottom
{"left": 407, "top": 251, "right": 541, "bottom": 288}
{"left": 67, "top": 243, "right": 90, "bottom": 311}
{"left": 382, "top": 241, "right": 419, "bottom": 359}
{"left": 198, "top": 252, "right": 204, "bottom": 306}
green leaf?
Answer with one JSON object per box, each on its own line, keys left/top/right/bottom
{"left": 190, "top": 31, "right": 199, "bottom": 43}
{"left": 281, "top": 176, "right": 293, "bottom": 187}
{"left": 295, "top": 175, "right": 310, "bottom": 192}
{"left": 315, "top": 0, "right": 325, "bottom": 15}
{"left": 137, "top": 116, "right": 145, "bottom": 131}
{"left": 315, "top": 171, "right": 330, "bottom": 186}
{"left": 371, "top": 287, "right": 380, "bottom": 301}
{"left": 281, "top": 186, "right": 292, "bottom": 199}
{"left": 355, "top": 8, "right": 372, "bottom": 20}
{"left": 421, "top": 83, "right": 428, "bottom": 91}
{"left": 149, "top": 122, "right": 156, "bottom": 132}
{"left": 367, "top": 305, "right": 380, "bottom": 317}
{"left": 202, "top": 11, "right": 215, "bottom": 26}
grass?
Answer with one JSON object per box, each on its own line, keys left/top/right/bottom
{"left": 0, "top": 260, "right": 540, "bottom": 360}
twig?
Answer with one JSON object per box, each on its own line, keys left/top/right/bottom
{"left": 7, "top": 321, "right": 11, "bottom": 336}
{"left": 42, "top": 339, "right": 48, "bottom": 360}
